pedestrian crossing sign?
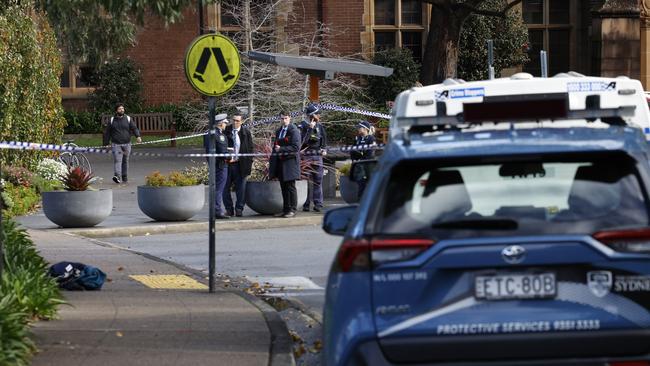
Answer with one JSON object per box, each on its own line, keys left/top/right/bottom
{"left": 185, "top": 33, "right": 240, "bottom": 96}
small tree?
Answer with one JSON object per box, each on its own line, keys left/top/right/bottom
{"left": 420, "top": 0, "right": 523, "bottom": 85}
{"left": 366, "top": 48, "right": 421, "bottom": 109}
{"left": 458, "top": 0, "right": 529, "bottom": 81}
{"left": 88, "top": 58, "right": 144, "bottom": 113}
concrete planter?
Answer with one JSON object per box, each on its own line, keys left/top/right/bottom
{"left": 339, "top": 176, "right": 359, "bottom": 204}
{"left": 245, "top": 180, "right": 308, "bottom": 215}
{"left": 42, "top": 189, "right": 112, "bottom": 228}
{"left": 138, "top": 185, "right": 205, "bottom": 221}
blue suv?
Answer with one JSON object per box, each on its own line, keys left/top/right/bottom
{"left": 322, "top": 74, "right": 650, "bottom": 365}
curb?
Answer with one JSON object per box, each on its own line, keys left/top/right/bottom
{"left": 64, "top": 233, "right": 296, "bottom": 366}
{"left": 66, "top": 215, "right": 323, "bottom": 238}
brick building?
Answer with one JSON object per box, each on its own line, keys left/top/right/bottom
{"left": 61, "top": 0, "right": 650, "bottom": 111}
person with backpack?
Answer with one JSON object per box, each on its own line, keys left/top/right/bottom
{"left": 102, "top": 103, "right": 142, "bottom": 184}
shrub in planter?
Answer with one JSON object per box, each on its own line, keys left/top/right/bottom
{"left": 42, "top": 167, "right": 112, "bottom": 227}
{"left": 35, "top": 158, "right": 67, "bottom": 181}
{"left": 338, "top": 162, "right": 359, "bottom": 204}
{"left": 138, "top": 171, "right": 204, "bottom": 221}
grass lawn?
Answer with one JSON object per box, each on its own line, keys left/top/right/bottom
{"left": 67, "top": 134, "right": 204, "bottom": 148}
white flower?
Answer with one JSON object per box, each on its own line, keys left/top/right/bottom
{"left": 36, "top": 158, "right": 68, "bottom": 181}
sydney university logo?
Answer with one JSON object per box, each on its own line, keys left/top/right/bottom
{"left": 587, "top": 271, "right": 612, "bottom": 298}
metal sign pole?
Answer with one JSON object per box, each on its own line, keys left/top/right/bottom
{"left": 540, "top": 50, "right": 548, "bottom": 78}
{"left": 487, "top": 40, "right": 495, "bottom": 80}
{"left": 207, "top": 97, "right": 216, "bottom": 293}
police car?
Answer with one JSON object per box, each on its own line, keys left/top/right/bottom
{"left": 322, "top": 72, "right": 650, "bottom": 365}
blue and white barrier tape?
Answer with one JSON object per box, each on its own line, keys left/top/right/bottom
{"left": 0, "top": 140, "right": 384, "bottom": 158}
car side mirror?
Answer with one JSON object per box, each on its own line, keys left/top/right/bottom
{"left": 350, "top": 160, "right": 378, "bottom": 183}
{"left": 323, "top": 205, "right": 358, "bottom": 236}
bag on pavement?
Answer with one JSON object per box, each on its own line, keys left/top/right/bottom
{"left": 48, "top": 261, "right": 106, "bottom": 291}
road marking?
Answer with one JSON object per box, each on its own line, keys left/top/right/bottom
{"left": 250, "top": 276, "right": 324, "bottom": 290}
{"left": 130, "top": 274, "right": 208, "bottom": 290}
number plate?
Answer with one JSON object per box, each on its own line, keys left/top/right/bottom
{"left": 475, "top": 273, "right": 556, "bottom": 300}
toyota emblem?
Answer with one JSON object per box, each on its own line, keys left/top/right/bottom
{"left": 502, "top": 245, "right": 526, "bottom": 264}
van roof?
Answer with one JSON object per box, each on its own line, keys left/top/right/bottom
{"left": 390, "top": 73, "right": 650, "bottom": 140}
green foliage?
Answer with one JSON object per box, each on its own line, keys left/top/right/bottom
{"left": 366, "top": 48, "right": 420, "bottom": 108}
{"left": 1, "top": 183, "right": 40, "bottom": 219}
{"left": 338, "top": 163, "right": 351, "bottom": 177}
{"left": 63, "top": 110, "right": 102, "bottom": 134}
{"left": 2, "top": 166, "right": 33, "bottom": 188}
{"left": 61, "top": 167, "right": 93, "bottom": 191}
{"left": 0, "top": 219, "right": 64, "bottom": 365}
{"left": 458, "top": 0, "right": 529, "bottom": 81}
{"left": 0, "top": 3, "right": 66, "bottom": 169}
{"left": 34, "top": 0, "right": 203, "bottom": 67}
{"left": 88, "top": 58, "right": 144, "bottom": 114}
{"left": 145, "top": 171, "right": 199, "bottom": 187}
{"left": 0, "top": 293, "right": 33, "bottom": 366}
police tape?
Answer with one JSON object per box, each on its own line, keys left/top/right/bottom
{"left": 92, "top": 102, "right": 390, "bottom": 148}
{"left": 0, "top": 140, "right": 385, "bottom": 159}
{"left": 244, "top": 102, "right": 391, "bottom": 128}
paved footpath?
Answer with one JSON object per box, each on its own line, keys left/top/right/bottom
{"left": 28, "top": 230, "right": 294, "bottom": 366}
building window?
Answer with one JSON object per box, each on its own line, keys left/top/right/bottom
{"left": 209, "top": 1, "right": 274, "bottom": 51}
{"left": 60, "top": 64, "right": 97, "bottom": 99}
{"left": 522, "top": 0, "right": 572, "bottom": 76}
{"left": 372, "top": 0, "right": 427, "bottom": 62}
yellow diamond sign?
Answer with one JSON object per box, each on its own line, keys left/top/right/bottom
{"left": 185, "top": 34, "right": 241, "bottom": 96}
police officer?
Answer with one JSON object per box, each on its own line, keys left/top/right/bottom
{"left": 300, "top": 104, "right": 328, "bottom": 212}
{"left": 269, "top": 111, "right": 301, "bottom": 218}
{"left": 350, "top": 120, "right": 376, "bottom": 199}
{"left": 204, "top": 114, "right": 231, "bottom": 219}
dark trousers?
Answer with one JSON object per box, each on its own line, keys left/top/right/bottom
{"left": 223, "top": 163, "right": 247, "bottom": 212}
{"left": 357, "top": 178, "right": 368, "bottom": 200}
{"left": 303, "top": 156, "right": 323, "bottom": 209}
{"left": 280, "top": 180, "right": 297, "bottom": 214}
{"left": 215, "top": 165, "right": 228, "bottom": 214}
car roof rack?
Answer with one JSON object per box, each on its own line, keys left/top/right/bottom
{"left": 390, "top": 73, "right": 650, "bottom": 140}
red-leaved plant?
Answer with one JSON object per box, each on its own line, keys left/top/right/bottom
{"left": 62, "top": 167, "right": 93, "bottom": 191}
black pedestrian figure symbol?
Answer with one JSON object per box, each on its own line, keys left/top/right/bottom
{"left": 193, "top": 47, "right": 235, "bottom": 83}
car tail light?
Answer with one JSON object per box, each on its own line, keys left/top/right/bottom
{"left": 608, "top": 362, "right": 650, "bottom": 366}
{"left": 593, "top": 228, "right": 650, "bottom": 253}
{"left": 334, "top": 237, "right": 435, "bottom": 272}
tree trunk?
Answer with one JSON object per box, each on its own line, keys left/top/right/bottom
{"left": 245, "top": 0, "right": 255, "bottom": 122}
{"left": 420, "top": 6, "right": 466, "bottom": 85}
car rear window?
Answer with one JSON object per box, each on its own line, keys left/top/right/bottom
{"left": 378, "top": 152, "right": 649, "bottom": 239}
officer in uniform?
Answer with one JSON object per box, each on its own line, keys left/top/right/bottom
{"left": 350, "top": 120, "right": 376, "bottom": 200}
{"left": 299, "top": 104, "right": 328, "bottom": 212}
{"left": 204, "top": 113, "right": 231, "bottom": 219}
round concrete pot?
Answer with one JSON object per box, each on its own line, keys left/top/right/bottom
{"left": 138, "top": 185, "right": 205, "bottom": 221}
{"left": 42, "top": 189, "right": 113, "bottom": 228}
{"left": 339, "top": 176, "right": 359, "bottom": 204}
{"left": 245, "top": 180, "right": 308, "bottom": 215}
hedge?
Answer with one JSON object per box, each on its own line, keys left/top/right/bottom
{"left": 0, "top": 4, "right": 66, "bottom": 170}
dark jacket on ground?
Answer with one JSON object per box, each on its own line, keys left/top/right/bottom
{"left": 224, "top": 124, "right": 254, "bottom": 177}
{"left": 350, "top": 134, "right": 376, "bottom": 161}
{"left": 103, "top": 114, "right": 141, "bottom": 145}
{"left": 269, "top": 123, "right": 301, "bottom": 181}
{"left": 203, "top": 129, "right": 230, "bottom": 169}
{"left": 299, "top": 122, "right": 328, "bottom": 153}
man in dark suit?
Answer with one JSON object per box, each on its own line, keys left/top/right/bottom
{"left": 223, "top": 113, "right": 253, "bottom": 217}
{"left": 269, "top": 111, "right": 301, "bottom": 218}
